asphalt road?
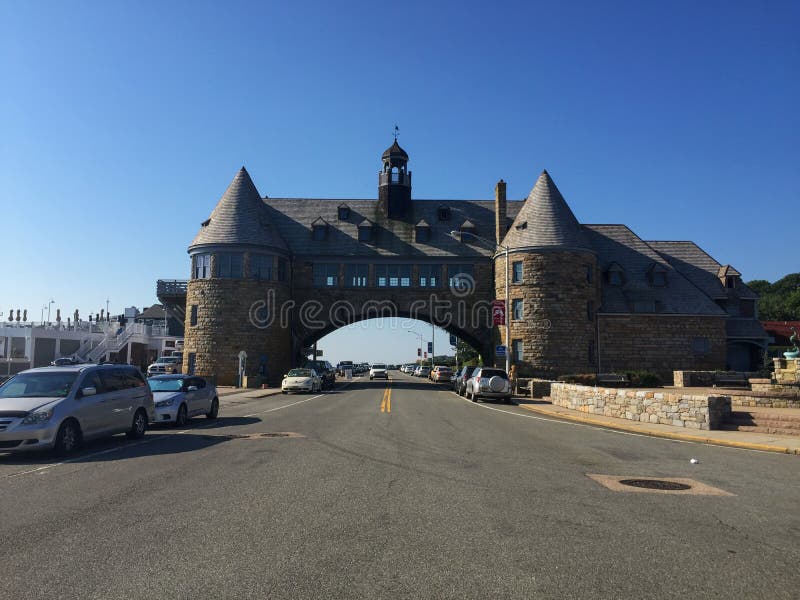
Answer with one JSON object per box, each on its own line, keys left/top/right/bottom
{"left": 1, "top": 372, "right": 798, "bottom": 599}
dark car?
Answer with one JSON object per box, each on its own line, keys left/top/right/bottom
{"left": 453, "top": 365, "right": 477, "bottom": 396}
{"left": 304, "top": 360, "right": 336, "bottom": 389}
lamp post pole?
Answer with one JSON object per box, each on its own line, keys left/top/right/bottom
{"left": 451, "top": 230, "right": 511, "bottom": 372}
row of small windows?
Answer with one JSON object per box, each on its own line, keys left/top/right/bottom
{"left": 311, "top": 219, "right": 471, "bottom": 243}
{"left": 507, "top": 299, "right": 595, "bottom": 321}
{"left": 508, "top": 260, "right": 665, "bottom": 288}
{"left": 312, "top": 263, "right": 474, "bottom": 289}
{"left": 192, "top": 253, "right": 287, "bottom": 281}
{"left": 333, "top": 204, "right": 452, "bottom": 223}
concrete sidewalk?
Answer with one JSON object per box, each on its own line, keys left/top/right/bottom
{"left": 515, "top": 399, "right": 800, "bottom": 456}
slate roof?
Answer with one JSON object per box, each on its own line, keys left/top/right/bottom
{"left": 647, "top": 241, "right": 758, "bottom": 300}
{"left": 382, "top": 140, "right": 408, "bottom": 161}
{"left": 501, "top": 170, "right": 592, "bottom": 252}
{"left": 261, "top": 197, "right": 523, "bottom": 259}
{"left": 190, "top": 167, "right": 289, "bottom": 252}
{"left": 582, "top": 225, "right": 726, "bottom": 316}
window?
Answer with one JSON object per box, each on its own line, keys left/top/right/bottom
{"left": 448, "top": 264, "right": 474, "bottom": 290}
{"left": 190, "top": 305, "right": 198, "bottom": 326}
{"left": 512, "top": 261, "right": 523, "bottom": 283}
{"left": 608, "top": 270, "right": 623, "bottom": 286}
{"left": 312, "top": 224, "right": 328, "bottom": 240}
{"left": 337, "top": 205, "right": 350, "bottom": 220}
{"left": 217, "top": 253, "right": 243, "bottom": 278}
{"left": 277, "top": 257, "right": 287, "bottom": 281}
{"left": 587, "top": 300, "right": 594, "bottom": 321}
{"left": 725, "top": 276, "right": 737, "bottom": 289}
{"left": 415, "top": 225, "right": 431, "bottom": 243}
{"left": 345, "top": 264, "right": 369, "bottom": 288}
{"left": 419, "top": 264, "right": 441, "bottom": 288}
{"left": 512, "top": 340, "right": 523, "bottom": 362}
{"left": 313, "top": 263, "right": 339, "bottom": 288}
{"left": 512, "top": 298, "right": 524, "bottom": 320}
{"left": 358, "top": 221, "right": 374, "bottom": 242}
{"left": 187, "top": 353, "right": 196, "bottom": 375}
{"left": 586, "top": 265, "right": 593, "bottom": 284}
{"left": 250, "top": 254, "right": 273, "bottom": 280}
{"left": 651, "top": 272, "right": 666, "bottom": 287}
{"left": 692, "top": 337, "right": 710, "bottom": 356}
{"left": 375, "top": 264, "right": 411, "bottom": 287}
{"left": 438, "top": 206, "right": 451, "bottom": 221}
{"left": 193, "top": 254, "right": 211, "bottom": 279}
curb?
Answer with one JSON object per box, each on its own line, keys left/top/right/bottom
{"left": 517, "top": 403, "right": 800, "bottom": 456}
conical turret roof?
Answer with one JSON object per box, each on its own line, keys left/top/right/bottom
{"left": 190, "top": 167, "right": 288, "bottom": 251}
{"left": 382, "top": 139, "right": 408, "bottom": 161}
{"left": 501, "top": 170, "right": 592, "bottom": 252}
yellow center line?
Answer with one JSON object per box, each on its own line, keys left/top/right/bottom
{"left": 380, "top": 381, "right": 392, "bottom": 413}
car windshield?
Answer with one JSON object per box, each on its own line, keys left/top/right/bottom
{"left": 288, "top": 369, "right": 312, "bottom": 377}
{"left": 0, "top": 372, "right": 79, "bottom": 398}
{"left": 156, "top": 357, "right": 180, "bottom": 364}
{"left": 148, "top": 378, "right": 185, "bottom": 392}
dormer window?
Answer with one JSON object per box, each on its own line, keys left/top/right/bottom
{"left": 311, "top": 217, "right": 329, "bottom": 241}
{"left": 725, "top": 276, "right": 736, "bottom": 289}
{"left": 358, "top": 219, "right": 374, "bottom": 243}
{"left": 337, "top": 204, "right": 350, "bottom": 221}
{"left": 647, "top": 263, "right": 668, "bottom": 287}
{"left": 718, "top": 265, "right": 741, "bottom": 289}
{"left": 438, "top": 205, "right": 451, "bottom": 221}
{"left": 607, "top": 263, "right": 624, "bottom": 286}
{"left": 459, "top": 220, "right": 476, "bottom": 242}
{"left": 415, "top": 219, "right": 431, "bottom": 243}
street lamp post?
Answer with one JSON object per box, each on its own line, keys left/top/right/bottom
{"left": 47, "top": 299, "right": 54, "bottom": 324}
{"left": 450, "top": 230, "right": 511, "bottom": 373}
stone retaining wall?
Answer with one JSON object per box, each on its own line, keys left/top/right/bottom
{"left": 550, "top": 383, "right": 731, "bottom": 430}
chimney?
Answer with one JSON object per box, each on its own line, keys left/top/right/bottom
{"left": 494, "top": 179, "right": 507, "bottom": 245}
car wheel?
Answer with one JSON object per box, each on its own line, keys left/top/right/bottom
{"left": 53, "top": 419, "right": 81, "bottom": 456}
{"left": 127, "top": 409, "right": 148, "bottom": 439}
{"left": 173, "top": 404, "right": 188, "bottom": 428}
{"left": 206, "top": 397, "right": 219, "bottom": 419}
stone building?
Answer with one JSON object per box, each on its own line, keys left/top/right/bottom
{"left": 178, "top": 140, "right": 767, "bottom": 385}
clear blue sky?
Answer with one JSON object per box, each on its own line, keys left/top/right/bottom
{"left": 1, "top": 1, "right": 798, "bottom": 364}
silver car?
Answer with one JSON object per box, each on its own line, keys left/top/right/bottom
{"left": 465, "top": 367, "right": 513, "bottom": 404}
{"left": 0, "top": 364, "right": 154, "bottom": 456}
{"left": 148, "top": 375, "right": 219, "bottom": 427}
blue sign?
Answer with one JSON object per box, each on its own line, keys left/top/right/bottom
{"left": 495, "top": 345, "right": 506, "bottom": 357}
{"left": 427, "top": 341, "right": 433, "bottom": 353}
{"left": 449, "top": 334, "right": 458, "bottom": 346}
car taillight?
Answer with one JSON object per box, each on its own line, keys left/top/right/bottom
{"left": 475, "top": 376, "right": 481, "bottom": 383}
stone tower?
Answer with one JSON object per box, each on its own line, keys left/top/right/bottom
{"left": 497, "top": 170, "right": 601, "bottom": 377}
{"left": 182, "top": 167, "right": 293, "bottom": 386}
{"left": 378, "top": 140, "right": 412, "bottom": 219}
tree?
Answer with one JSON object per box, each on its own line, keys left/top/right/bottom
{"left": 746, "top": 273, "right": 800, "bottom": 321}
{"left": 455, "top": 339, "right": 481, "bottom": 366}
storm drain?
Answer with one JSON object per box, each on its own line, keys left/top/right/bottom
{"left": 587, "top": 474, "right": 734, "bottom": 496}
{"left": 199, "top": 432, "right": 304, "bottom": 441}
{"left": 619, "top": 479, "right": 691, "bottom": 491}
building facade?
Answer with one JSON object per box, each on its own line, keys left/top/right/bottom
{"left": 179, "top": 141, "right": 767, "bottom": 385}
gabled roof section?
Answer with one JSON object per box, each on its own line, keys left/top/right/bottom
{"left": 718, "top": 264, "right": 741, "bottom": 278}
{"left": 358, "top": 218, "right": 375, "bottom": 228}
{"left": 311, "top": 216, "right": 329, "bottom": 227}
{"left": 501, "top": 170, "right": 592, "bottom": 252}
{"left": 190, "top": 167, "right": 288, "bottom": 252}
{"left": 415, "top": 218, "right": 430, "bottom": 228}
{"left": 459, "top": 219, "right": 476, "bottom": 230}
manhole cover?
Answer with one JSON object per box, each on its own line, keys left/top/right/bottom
{"left": 619, "top": 479, "right": 691, "bottom": 491}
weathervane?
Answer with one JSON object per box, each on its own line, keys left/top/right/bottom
{"left": 393, "top": 124, "right": 399, "bottom": 140}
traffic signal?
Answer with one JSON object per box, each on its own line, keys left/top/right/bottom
{"left": 417, "top": 348, "right": 421, "bottom": 356}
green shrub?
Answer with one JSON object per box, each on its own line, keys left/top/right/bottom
{"left": 625, "top": 370, "right": 663, "bottom": 388}
{"left": 557, "top": 373, "right": 597, "bottom": 386}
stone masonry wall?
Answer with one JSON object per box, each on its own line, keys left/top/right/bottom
{"left": 495, "top": 251, "right": 600, "bottom": 377}
{"left": 598, "top": 314, "right": 726, "bottom": 382}
{"left": 183, "top": 277, "right": 292, "bottom": 387}
{"left": 550, "top": 382, "right": 732, "bottom": 430}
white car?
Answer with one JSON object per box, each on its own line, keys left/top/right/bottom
{"left": 148, "top": 375, "right": 219, "bottom": 427}
{"left": 369, "top": 364, "right": 389, "bottom": 380}
{"left": 147, "top": 356, "right": 182, "bottom": 376}
{"left": 282, "top": 368, "right": 322, "bottom": 394}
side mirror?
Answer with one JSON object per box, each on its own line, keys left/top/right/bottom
{"left": 187, "top": 385, "right": 198, "bottom": 391}
{"left": 283, "top": 374, "right": 288, "bottom": 378}
{"left": 80, "top": 386, "right": 97, "bottom": 397}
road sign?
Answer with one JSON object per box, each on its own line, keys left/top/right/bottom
{"left": 449, "top": 334, "right": 458, "bottom": 346}
{"left": 492, "top": 300, "right": 505, "bottom": 325}
{"left": 427, "top": 341, "right": 433, "bottom": 353}
{"left": 495, "top": 345, "right": 506, "bottom": 357}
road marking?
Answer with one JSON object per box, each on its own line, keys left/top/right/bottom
{"left": 380, "top": 382, "right": 392, "bottom": 413}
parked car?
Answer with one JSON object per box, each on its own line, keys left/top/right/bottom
{"left": 304, "top": 360, "right": 336, "bottom": 389}
{"left": 0, "top": 364, "right": 154, "bottom": 456}
{"left": 370, "top": 363, "right": 389, "bottom": 380}
{"left": 453, "top": 365, "right": 478, "bottom": 395}
{"left": 337, "top": 361, "right": 354, "bottom": 376}
{"left": 147, "top": 355, "right": 182, "bottom": 376}
{"left": 416, "top": 366, "right": 431, "bottom": 378}
{"left": 430, "top": 366, "right": 453, "bottom": 383}
{"left": 465, "top": 367, "right": 512, "bottom": 403}
{"left": 148, "top": 375, "right": 219, "bottom": 427}
{"left": 281, "top": 368, "right": 322, "bottom": 394}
